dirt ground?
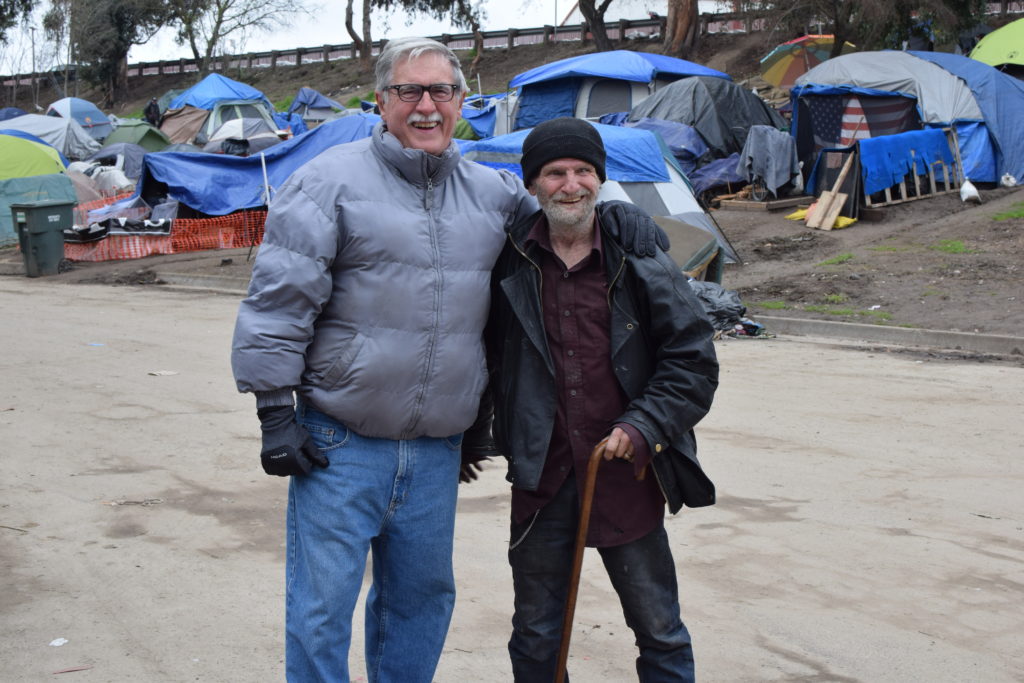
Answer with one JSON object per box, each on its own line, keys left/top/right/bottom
{"left": 4, "top": 183, "right": 1020, "bottom": 345}
{"left": 718, "top": 185, "right": 1024, "bottom": 338}
{"left": 2, "top": 278, "right": 1022, "bottom": 681}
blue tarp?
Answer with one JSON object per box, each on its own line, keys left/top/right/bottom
{"left": 509, "top": 50, "right": 730, "bottom": 88}
{"left": 273, "top": 112, "right": 308, "bottom": 136}
{"left": 0, "top": 107, "right": 28, "bottom": 121}
{"left": 132, "top": 114, "right": 379, "bottom": 215}
{"left": 170, "top": 74, "right": 272, "bottom": 111}
{"left": 910, "top": 51, "right": 1024, "bottom": 184}
{"left": 859, "top": 128, "right": 953, "bottom": 195}
{"left": 287, "top": 87, "right": 344, "bottom": 115}
{"left": 510, "top": 51, "right": 731, "bottom": 131}
{"left": 792, "top": 51, "right": 1024, "bottom": 184}
{"left": 687, "top": 154, "right": 746, "bottom": 196}
{"left": 625, "top": 118, "right": 709, "bottom": 175}
{"left": 461, "top": 93, "right": 507, "bottom": 139}
{"left": 458, "top": 122, "right": 669, "bottom": 182}
{"left": 515, "top": 79, "right": 580, "bottom": 129}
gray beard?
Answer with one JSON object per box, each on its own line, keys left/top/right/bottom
{"left": 540, "top": 193, "right": 598, "bottom": 237}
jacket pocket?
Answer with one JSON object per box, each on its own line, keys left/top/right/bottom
{"left": 319, "top": 331, "right": 367, "bottom": 389}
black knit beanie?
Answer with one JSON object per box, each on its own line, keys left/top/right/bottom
{"left": 520, "top": 118, "right": 607, "bottom": 187}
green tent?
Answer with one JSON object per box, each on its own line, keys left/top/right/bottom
{"left": 970, "top": 18, "right": 1024, "bottom": 77}
{"left": 103, "top": 120, "right": 170, "bottom": 152}
{"left": 0, "top": 133, "right": 66, "bottom": 181}
{"left": 1, "top": 174, "right": 77, "bottom": 247}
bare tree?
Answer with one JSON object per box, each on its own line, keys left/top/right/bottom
{"left": 578, "top": 0, "right": 613, "bottom": 52}
{"left": 663, "top": 0, "right": 699, "bottom": 57}
{"left": 168, "top": 0, "right": 304, "bottom": 76}
{"left": 345, "top": 0, "right": 372, "bottom": 73}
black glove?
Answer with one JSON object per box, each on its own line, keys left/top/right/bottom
{"left": 460, "top": 415, "right": 500, "bottom": 484}
{"left": 597, "top": 201, "right": 671, "bottom": 257}
{"left": 257, "top": 405, "right": 329, "bottom": 477}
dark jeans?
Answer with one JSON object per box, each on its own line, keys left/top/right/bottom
{"left": 507, "top": 475, "right": 695, "bottom": 683}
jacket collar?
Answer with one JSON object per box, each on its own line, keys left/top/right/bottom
{"left": 509, "top": 207, "right": 623, "bottom": 275}
{"left": 370, "top": 121, "right": 462, "bottom": 188}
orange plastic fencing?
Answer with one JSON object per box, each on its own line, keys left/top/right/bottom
{"left": 72, "top": 192, "right": 135, "bottom": 227}
{"left": 64, "top": 199, "right": 267, "bottom": 263}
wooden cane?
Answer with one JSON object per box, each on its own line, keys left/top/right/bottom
{"left": 553, "top": 439, "right": 606, "bottom": 683}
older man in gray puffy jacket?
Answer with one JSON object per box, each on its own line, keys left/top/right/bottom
{"left": 231, "top": 37, "right": 665, "bottom": 682}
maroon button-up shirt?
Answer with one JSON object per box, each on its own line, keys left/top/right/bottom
{"left": 510, "top": 215, "right": 664, "bottom": 547}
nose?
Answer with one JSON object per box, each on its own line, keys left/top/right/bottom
{"left": 414, "top": 89, "right": 437, "bottom": 113}
{"left": 562, "top": 171, "right": 582, "bottom": 192}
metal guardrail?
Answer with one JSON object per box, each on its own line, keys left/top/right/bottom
{"left": 2, "top": 12, "right": 765, "bottom": 85}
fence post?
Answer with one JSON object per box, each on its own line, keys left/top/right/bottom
{"left": 178, "top": 58, "right": 186, "bottom": 74}
{"left": 295, "top": 48, "right": 303, "bottom": 66}
{"left": 618, "top": 18, "right": 630, "bottom": 41}
{"left": 507, "top": 28, "right": 518, "bottom": 51}
{"left": 247, "top": 53, "right": 254, "bottom": 69}
{"left": 581, "top": 21, "right": 589, "bottom": 44}
{"left": 322, "top": 45, "right": 330, "bottom": 62}
{"left": 271, "top": 51, "right": 279, "bottom": 70}
{"left": 543, "top": 25, "right": 553, "bottom": 45}
{"left": 440, "top": 33, "right": 451, "bottom": 46}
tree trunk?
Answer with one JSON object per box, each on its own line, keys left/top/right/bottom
{"left": 471, "top": 24, "right": 484, "bottom": 76}
{"left": 663, "top": 0, "right": 698, "bottom": 57}
{"left": 361, "top": 0, "right": 372, "bottom": 73}
{"left": 578, "top": 0, "right": 614, "bottom": 52}
{"left": 345, "top": 0, "right": 370, "bottom": 73}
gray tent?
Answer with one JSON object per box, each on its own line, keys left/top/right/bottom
{"left": 1, "top": 114, "right": 101, "bottom": 160}
{"left": 627, "top": 76, "right": 786, "bottom": 158}
{"left": 88, "top": 142, "right": 148, "bottom": 181}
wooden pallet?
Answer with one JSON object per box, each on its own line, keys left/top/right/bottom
{"left": 717, "top": 195, "right": 813, "bottom": 211}
{"left": 864, "top": 129, "right": 964, "bottom": 208}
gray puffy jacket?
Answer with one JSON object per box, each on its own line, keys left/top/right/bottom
{"left": 232, "top": 123, "right": 535, "bottom": 439}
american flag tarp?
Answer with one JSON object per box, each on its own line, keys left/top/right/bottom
{"left": 809, "top": 95, "right": 919, "bottom": 149}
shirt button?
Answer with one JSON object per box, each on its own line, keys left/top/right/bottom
{"left": 562, "top": 271, "right": 569, "bottom": 279}
{"left": 563, "top": 309, "right": 571, "bottom": 317}
{"left": 567, "top": 350, "right": 575, "bottom": 357}
{"left": 570, "top": 389, "right": 577, "bottom": 396}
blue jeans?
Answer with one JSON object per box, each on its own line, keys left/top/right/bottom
{"left": 508, "top": 476, "right": 695, "bottom": 683}
{"left": 285, "top": 403, "right": 462, "bottom": 683}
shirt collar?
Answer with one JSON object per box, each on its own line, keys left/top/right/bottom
{"left": 525, "top": 213, "right": 604, "bottom": 262}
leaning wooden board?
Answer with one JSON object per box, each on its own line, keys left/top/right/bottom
{"left": 806, "top": 151, "right": 856, "bottom": 230}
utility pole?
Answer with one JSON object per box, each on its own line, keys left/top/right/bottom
{"left": 29, "top": 25, "right": 38, "bottom": 110}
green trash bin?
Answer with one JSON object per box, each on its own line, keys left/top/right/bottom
{"left": 11, "top": 200, "right": 74, "bottom": 278}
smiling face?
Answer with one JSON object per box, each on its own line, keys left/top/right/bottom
{"left": 375, "top": 52, "right": 465, "bottom": 156}
{"left": 530, "top": 157, "right": 602, "bottom": 227}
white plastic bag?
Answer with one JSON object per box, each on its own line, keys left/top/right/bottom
{"left": 960, "top": 180, "right": 981, "bottom": 204}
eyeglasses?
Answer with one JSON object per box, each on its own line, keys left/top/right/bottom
{"left": 386, "top": 83, "right": 461, "bottom": 103}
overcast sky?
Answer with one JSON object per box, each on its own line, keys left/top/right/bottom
{"left": 128, "top": 0, "right": 728, "bottom": 63}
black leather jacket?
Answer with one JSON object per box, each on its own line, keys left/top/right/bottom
{"left": 485, "top": 209, "right": 719, "bottom": 513}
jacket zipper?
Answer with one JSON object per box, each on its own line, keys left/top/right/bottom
{"left": 407, "top": 174, "right": 441, "bottom": 434}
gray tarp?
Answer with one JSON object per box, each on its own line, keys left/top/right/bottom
{"left": 737, "top": 125, "right": 802, "bottom": 198}
{"left": 794, "top": 51, "right": 983, "bottom": 123}
{"left": 627, "top": 76, "right": 786, "bottom": 157}
{"left": 1, "top": 114, "right": 101, "bottom": 160}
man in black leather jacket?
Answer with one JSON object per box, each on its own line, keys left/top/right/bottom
{"left": 484, "top": 118, "right": 719, "bottom": 682}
